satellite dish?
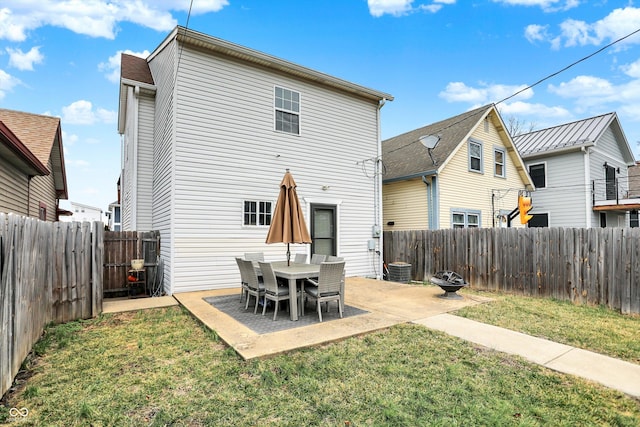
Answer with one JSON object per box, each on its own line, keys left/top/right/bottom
{"left": 419, "top": 134, "right": 440, "bottom": 149}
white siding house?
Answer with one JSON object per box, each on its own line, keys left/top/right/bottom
{"left": 513, "top": 112, "right": 638, "bottom": 228}
{"left": 118, "top": 26, "right": 393, "bottom": 294}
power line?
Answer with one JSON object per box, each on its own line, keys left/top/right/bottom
{"left": 175, "top": 0, "right": 195, "bottom": 87}
{"left": 384, "top": 26, "right": 640, "bottom": 157}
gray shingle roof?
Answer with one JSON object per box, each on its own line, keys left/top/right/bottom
{"left": 382, "top": 104, "right": 493, "bottom": 182}
{"left": 513, "top": 112, "right": 615, "bottom": 157}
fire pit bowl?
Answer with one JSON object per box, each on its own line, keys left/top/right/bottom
{"left": 429, "top": 270, "right": 468, "bottom": 299}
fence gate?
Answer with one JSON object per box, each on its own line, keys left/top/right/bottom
{"left": 103, "top": 230, "right": 160, "bottom": 297}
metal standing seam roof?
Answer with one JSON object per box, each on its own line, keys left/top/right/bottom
{"left": 381, "top": 104, "right": 493, "bottom": 182}
{"left": 513, "top": 112, "right": 616, "bottom": 157}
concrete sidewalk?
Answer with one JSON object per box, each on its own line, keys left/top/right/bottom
{"left": 416, "top": 314, "right": 640, "bottom": 398}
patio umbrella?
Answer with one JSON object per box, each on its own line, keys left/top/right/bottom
{"left": 265, "top": 169, "right": 312, "bottom": 265}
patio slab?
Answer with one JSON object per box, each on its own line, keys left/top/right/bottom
{"left": 174, "top": 277, "right": 490, "bottom": 360}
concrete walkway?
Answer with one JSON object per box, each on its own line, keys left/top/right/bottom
{"left": 102, "top": 280, "right": 640, "bottom": 398}
{"left": 417, "top": 314, "right": 640, "bottom": 398}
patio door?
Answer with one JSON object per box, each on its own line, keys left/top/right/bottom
{"left": 310, "top": 204, "right": 336, "bottom": 256}
{"left": 605, "top": 165, "right": 616, "bottom": 200}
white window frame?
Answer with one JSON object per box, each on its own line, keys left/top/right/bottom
{"left": 274, "top": 86, "right": 300, "bottom": 135}
{"left": 451, "top": 209, "right": 481, "bottom": 228}
{"left": 494, "top": 147, "right": 506, "bottom": 178}
{"left": 528, "top": 162, "right": 546, "bottom": 189}
{"left": 243, "top": 200, "right": 273, "bottom": 227}
{"left": 468, "top": 139, "right": 483, "bottom": 173}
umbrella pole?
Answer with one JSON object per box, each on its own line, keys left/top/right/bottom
{"left": 287, "top": 243, "right": 291, "bottom": 266}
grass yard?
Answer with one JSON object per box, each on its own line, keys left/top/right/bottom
{"left": 2, "top": 302, "right": 639, "bottom": 426}
{"left": 453, "top": 288, "right": 640, "bottom": 364}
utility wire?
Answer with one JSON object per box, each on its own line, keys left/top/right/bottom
{"left": 384, "top": 26, "right": 640, "bottom": 157}
{"left": 174, "top": 0, "right": 195, "bottom": 87}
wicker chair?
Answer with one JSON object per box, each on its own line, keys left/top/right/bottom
{"left": 310, "top": 253, "right": 327, "bottom": 264}
{"left": 241, "top": 258, "right": 265, "bottom": 314}
{"left": 302, "top": 261, "right": 345, "bottom": 322}
{"left": 259, "top": 261, "right": 296, "bottom": 320}
{"left": 294, "top": 253, "right": 308, "bottom": 264}
{"left": 235, "top": 257, "right": 249, "bottom": 302}
{"left": 244, "top": 252, "right": 264, "bottom": 262}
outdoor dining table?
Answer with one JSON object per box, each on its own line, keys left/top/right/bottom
{"left": 270, "top": 261, "right": 320, "bottom": 321}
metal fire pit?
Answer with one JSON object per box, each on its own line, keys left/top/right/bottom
{"left": 430, "top": 270, "right": 468, "bottom": 299}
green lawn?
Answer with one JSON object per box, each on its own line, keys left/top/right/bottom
{"left": 453, "top": 287, "right": 640, "bottom": 364}
{"left": 2, "top": 300, "right": 639, "bottom": 426}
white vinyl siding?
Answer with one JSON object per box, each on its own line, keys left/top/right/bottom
{"left": 164, "top": 44, "right": 381, "bottom": 292}
{"left": 29, "top": 159, "right": 57, "bottom": 221}
{"left": 136, "top": 93, "right": 155, "bottom": 231}
{"left": 148, "top": 40, "right": 176, "bottom": 294}
{"left": 523, "top": 152, "right": 585, "bottom": 227}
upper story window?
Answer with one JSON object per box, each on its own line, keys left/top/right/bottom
{"left": 275, "top": 86, "right": 300, "bottom": 135}
{"left": 529, "top": 163, "right": 546, "bottom": 188}
{"left": 468, "top": 139, "right": 483, "bottom": 173}
{"left": 494, "top": 147, "right": 505, "bottom": 178}
{"left": 39, "top": 202, "right": 47, "bottom": 221}
{"left": 243, "top": 200, "right": 272, "bottom": 226}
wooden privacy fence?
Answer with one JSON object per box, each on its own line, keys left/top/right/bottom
{"left": 0, "top": 214, "right": 103, "bottom": 397}
{"left": 383, "top": 227, "right": 640, "bottom": 315}
{"left": 103, "top": 230, "right": 160, "bottom": 296}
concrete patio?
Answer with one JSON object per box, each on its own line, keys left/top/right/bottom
{"left": 172, "top": 277, "right": 491, "bottom": 360}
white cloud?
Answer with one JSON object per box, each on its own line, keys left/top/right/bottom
{"left": 491, "top": 0, "right": 578, "bottom": 12}
{"left": 62, "top": 130, "right": 79, "bottom": 146}
{"left": 368, "top": 0, "right": 454, "bottom": 17}
{"left": 526, "top": 7, "right": 640, "bottom": 49}
{"left": 497, "top": 100, "right": 571, "bottom": 119}
{"left": 0, "top": 68, "right": 21, "bottom": 99}
{"left": 62, "top": 100, "right": 117, "bottom": 125}
{"left": 0, "top": 0, "right": 229, "bottom": 41}
{"left": 6, "top": 46, "right": 43, "bottom": 70}
{"left": 621, "top": 58, "right": 640, "bottom": 79}
{"left": 99, "top": 49, "right": 150, "bottom": 83}
{"left": 548, "top": 75, "right": 614, "bottom": 98}
{"left": 524, "top": 24, "right": 549, "bottom": 43}
{"left": 439, "top": 81, "right": 533, "bottom": 104}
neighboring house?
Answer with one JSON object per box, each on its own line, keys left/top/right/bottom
{"left": 107, "top": 201, "right": 121, "bottom": 231}
{"left": 0, "top": 109, "right": 68, "bottom": 221}
{"left": 382, "top": 104, "right": 533, "bottom": 230}
{"left": 118, "top": 26, "right": 393, "bottom": 294}
{"left": 59, "top": 201, "right": 104, "bottom": 223}
{"left": 513, "top": 112, "right": 638, "bottom": 228}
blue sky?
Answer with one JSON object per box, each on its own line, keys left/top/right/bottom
{"left": 2, "top": 0, "right": 640, "bottom": 214}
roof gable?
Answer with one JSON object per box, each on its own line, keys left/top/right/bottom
{"left": 0, "top": 120, "right": 49, "bottom": 175}
{"left": 121, "top": 53, "right": 154, "bottom": 85}
{"left": 0, "top": 108, "right": 68, "bottom": 198}
{"left": 382, "top": 105, "right": 494, "bottom": 181}
{"left": 513, "top": 112, "right": 635, "bottom": 164}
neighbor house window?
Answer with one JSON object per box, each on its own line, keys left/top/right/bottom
{"left": 243, "top": 201, "right": 272, "bottom": 226}
{"left": 275, "top": 86, "right": 300, "bottom": 135}
{"left": 529, "top": 163, "right": 546, "bottom": 188}
{"left": 451, "top": 210, "right": 481, "bottom": 228}
{"left": 528, "top": 213, "right": 549, "bottom": 228}
{"left": 494, "top": 147, "right": 505, "bottom": 178}
{"left": 631, "top": 210, "right": 639, "bottom": 228}
{"left": 468, "top": 140, "right": 483, "bottom": 173}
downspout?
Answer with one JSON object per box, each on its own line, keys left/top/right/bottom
{"left": 582, "top": 146, "right": 591, "bottom": 228}
{"left": 131, "top": 85, "right": 140, "bottom": 230}
{"left": 375, "top": 98, "right": 387, "bottom": 280}
{"left": 422, "top": 174, "right": 438, "bottom": 229}
{"left": 27, "top": 175, "right": 33, "bottom": 217}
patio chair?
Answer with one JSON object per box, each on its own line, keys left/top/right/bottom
{"left": 235, "top": 257, "right": 250, "bottom": 302}
{"left": 302, "top": 261, "right": 345, "bottom": 322}
{"left": 310, "top": 253, "right": 327, "bottom": 264}
{"left": 294, "top": 253, "right": 308, "bottom": 264}
{"left": 326, "top": 256, "right": 343, "bottom": 262}
{"left": 241, "top": 258, "right": 265, "bottom": 314}
{"left": 259, "top": 261, "right": 298, "bottom": 320}
{"left": 244, "top": 252, "right": 264, "bottom": 262}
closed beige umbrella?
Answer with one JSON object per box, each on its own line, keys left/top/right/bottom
{"left": 265, "top": 169, "right": 312, "bottom": 265}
